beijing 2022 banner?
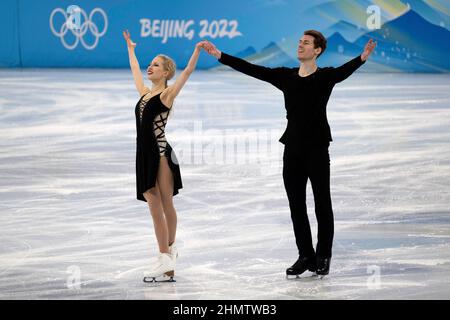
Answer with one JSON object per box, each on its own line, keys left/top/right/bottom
{"left": 1, "top": 0, "right": 450, "bottom": 72}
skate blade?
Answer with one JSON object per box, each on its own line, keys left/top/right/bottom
{"left": 286, "top": 273, "right": 317, "bottom": 280}
{"left": 143, "top": 274, "right": 176, "bottom": 283}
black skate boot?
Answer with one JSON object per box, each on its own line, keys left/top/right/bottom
{"left": 286, "top": 256, "right": 317, "bottom": 278}
{"left": 316, "top": 257, "right": 331, "bottom": 278}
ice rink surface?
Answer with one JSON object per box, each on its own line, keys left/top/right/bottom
{"left": 0, "top": 68, "right": 449, "bottom": 299}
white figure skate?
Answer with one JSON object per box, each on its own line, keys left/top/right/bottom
{"left": 169, "top": 242, "right": 178, "bottom": 259}
{"left": 143, "top": 252, "right": 176, "bottom": 283}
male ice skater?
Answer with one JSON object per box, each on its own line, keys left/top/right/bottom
{"left": 203, "top": 30, "right": 376, "bottom": 277}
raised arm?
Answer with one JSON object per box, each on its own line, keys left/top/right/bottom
{"left": 203, "top": 40, "right": 285, "bottom": 89}
{"left": 164, "top": 41, "right": 206, "bottom": 104}
{"left": 123, "top": 30, "right": 147, "bottom": 96}
{"left": 328, "top": 38, "right": 376, "bottom": 84}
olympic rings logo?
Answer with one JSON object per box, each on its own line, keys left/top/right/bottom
{"left": 49, "top": 6, "right": 108, "bottom": 50}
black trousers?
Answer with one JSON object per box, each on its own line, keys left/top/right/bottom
{"left": 282, "top": 144, "right": 334, "bottom": 258}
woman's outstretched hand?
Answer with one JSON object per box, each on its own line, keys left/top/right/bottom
{"left": 195, "top": 40, "right": 209, "bottom": 51}
{"left": 201, "top": 40, "right": 222, "bottom": 59}
{"left": 361, "top": 38, "right": 376, "bottom": 61}
{"left": 123, "top": 30, "right": 136, "bottom": 49}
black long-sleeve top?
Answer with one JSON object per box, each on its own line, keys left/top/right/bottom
{"left": 218, "top": 53, "right": 366, "bottom": 147}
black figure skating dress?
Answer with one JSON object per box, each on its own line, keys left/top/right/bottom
{"left": 135, "top": 90, "right": 182, "bottom": 202}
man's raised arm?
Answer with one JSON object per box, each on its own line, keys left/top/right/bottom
{"left": 328, "top": 38, "right": 376, "bottom": 84}
{"left": 203, "top": 40, "right": 285, "bottom": 90}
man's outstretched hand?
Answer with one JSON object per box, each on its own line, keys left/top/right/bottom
{"left": 361, "top": 38, "right": 376, "bottom": 61}
{"left": 202, "top": 40, "right": 222, "bottom": 59}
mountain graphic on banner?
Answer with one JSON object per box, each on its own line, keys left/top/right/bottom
{"left": 354, "top": 9, "right": 450, "bottom": 72}
{"left": 323, "top": 20, "right": 366, "bottom": 42}
{"left": 231, "top": 9, "right": 450, "bottom": 72}
{"left": 235, "top": 46, "right": 257, "bottom": 58}
{"left": 400, "top": 0, "right": 450, "bottom": 31}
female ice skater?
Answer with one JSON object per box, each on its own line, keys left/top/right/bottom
{"left": 123, "top": 30, "right": 207, "bottom": 282}
{"left": 203, "top": 31, "right": 376, "bottom": 278}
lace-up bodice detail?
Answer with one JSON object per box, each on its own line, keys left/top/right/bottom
{"left": 137, "top": 91, "right": 170, "bottom": 155}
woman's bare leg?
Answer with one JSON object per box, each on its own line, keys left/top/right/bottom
{"left": 157, "top": 156, "right": 177, "bottom": 246}
{"left": 142, "top": 184, "right": 170, "bottom": 253}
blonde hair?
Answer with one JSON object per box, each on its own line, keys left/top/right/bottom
{"left": 156, "top": 54, "right": 176, "bottom": 118}
{"left": 157, "top": 54, "right": 176, "bottom": 88}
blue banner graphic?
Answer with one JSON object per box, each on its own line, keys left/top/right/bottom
{"left": 1, "top": 0, "right": 449, "bottom": 72}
